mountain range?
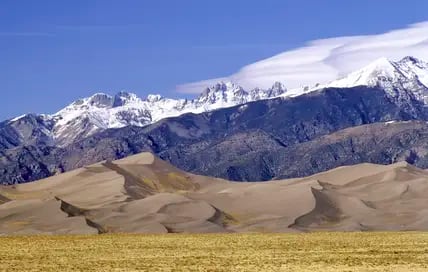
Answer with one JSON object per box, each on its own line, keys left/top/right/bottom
{"left": 2, "top": 56, "right": 428, "bottom": 185}
{"left": 3, "top": 82, "right": 287, "bottom": 147}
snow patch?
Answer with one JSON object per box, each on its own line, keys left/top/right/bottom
{"left": 9, "top": 114, "right": 27, "bottom": 122}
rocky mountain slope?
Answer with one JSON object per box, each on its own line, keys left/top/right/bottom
{"left": 2, "top": 84, "right": 428, "bottom": 184}
{"left": 2, "top": 152, "right": 428, "bottom": 234}
{"left": 2, "top": 56, "right": 428, "bottom": 184}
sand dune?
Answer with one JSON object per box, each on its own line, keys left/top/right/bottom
{"left": 1, "top": 153, "right": 428, "bottom": 234}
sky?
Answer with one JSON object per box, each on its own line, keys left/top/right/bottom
{"left": 1, "top": 0, "right": 428, "bottom": 120}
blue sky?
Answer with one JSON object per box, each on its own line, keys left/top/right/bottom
{"left": 1, "top": 0, "right": 428, "bottom": 120}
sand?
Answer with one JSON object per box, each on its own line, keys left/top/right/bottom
{"left": 1, "top": 152, "right": 428, "bottom": 234}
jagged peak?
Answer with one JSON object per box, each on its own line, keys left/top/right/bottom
{"left": 7, "top": 79, "right": 290, "bottom": 146}
{"left": 115, "top": 91, "right": 138, "bottom": 99}
{"left": 248, "top": 81, "right": 287, "bottom": 97}
{"left": 113, "top": 91, "right": 140, "bottom": 107}
{"left": 271, "top": 81, "right": 286, "bottom": 89}
{"left": 69, "top": 92, "right": 112, "bottom": 107}
{"left": 396, "top": 56, "right": 428, "bottom": 73}
{"left": 86, "top": 93, "right": 114, "bottom": 108}
{"left": 400, "top": 56, "right": 419, "bottom": 64}
{"left": 271, "top": 81, "right": 287, "bottom": 92}
{"left": 398, "top": 56, "right": 426, "bottom": 65}
{"left": 198, "top": 81, "right": 246, "bottom": 99}
{"left": 145, "top": 94, "right": 163, "bottom": 103}
{"left": 212, "top": 81, "right": 243, "bottom": 91}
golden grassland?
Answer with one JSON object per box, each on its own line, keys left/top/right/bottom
{"left": 1, "top": 232, "right": 428, "bottom": 271}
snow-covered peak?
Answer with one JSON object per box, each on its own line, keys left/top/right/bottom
{"left": 67, "top": 91, "right": 144, "bottom": 110}
{"left": 145, "top": 94, "right": 163, "bottom": 103}
{"left": 320, "top": 56, "right": 428, "bottom": 102}
{"left": 396, "top": 56, "right": 428, "bottom": 88}
{"left": 195, "top": 81, "right": 288, "bottom": 107}
{"left": 398, "top": 56, "right": 428, "bottom": 67}
{"left": 34, "top": 81, "right": 287, "bottom": 146}
{"left": 271, "top": 81, "right": 287, "bottom": 93}
{"left": 7, "top": 54, "right": 428, "bottom": 149}
{"left": 326, "top": 57, "right": 397, "bottom": 88}
{"left": 65, "top": 93, "right": 113, "bottom": 110}
{"left": 113, "top": 91, "right": 141, "bottom": 107}
{"left": 193, "top": 81, "right": 248, "bottom": 109}
{"left": 198, "top": 82, "right": 245, "bottom": 99}
{"left": 87, "top": 93, "right": 114, "bottom": 108}
{"left": 266, "top": 81, "right": 287, "bottom": 97}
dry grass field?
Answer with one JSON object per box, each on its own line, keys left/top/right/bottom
{"left": 1, "top": 232, "right": 428, "bottom": 271}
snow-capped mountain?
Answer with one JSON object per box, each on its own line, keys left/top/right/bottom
{"left": 4, "top": 56, "right": 428, "bottom": 148}
{"left": 6, "top": 82, "right": 287, "bottom": 146}
{"left": 5, "top": 55, "right": 428, "bottom": 185}
{"left": 321, "top": 56, "right": 428, "bottom": 103}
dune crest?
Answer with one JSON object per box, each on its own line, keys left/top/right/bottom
{"left": 1, "top": 153, "right": 428, "bottom": 234}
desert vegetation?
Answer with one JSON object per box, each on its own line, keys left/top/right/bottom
{"left": 1, "top": 232, "right": 428, "bottom": 271}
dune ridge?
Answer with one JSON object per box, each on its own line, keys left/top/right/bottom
{"left": 1, "top": 153, "right": 428, "bottom": 235}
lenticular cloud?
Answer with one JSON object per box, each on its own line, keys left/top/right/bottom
{"left": 177, "top": 21, "right": 428, "bottom": 93}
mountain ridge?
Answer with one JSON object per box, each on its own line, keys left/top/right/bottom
{"left": 4, "top": 56, "right": 428, "bottom": 148}
{"left": 6, "top": 81, "right": 287, "bottom": 146}
{"left": 3, "top": 56, "right": 428, "bottom": 184}
{"left": 3, "top": 84, "right": 428, "bottom": 184}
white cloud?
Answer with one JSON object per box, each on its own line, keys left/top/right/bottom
{"left": 177, "top": 21, "right": 428, "bottom": 93}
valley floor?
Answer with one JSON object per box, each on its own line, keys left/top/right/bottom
{"left": 1, "top": 232, "right": 428, "bottom": 271}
